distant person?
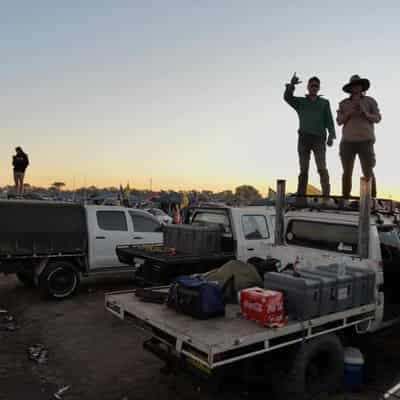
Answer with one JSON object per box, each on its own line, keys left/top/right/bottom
{"left": 284, "top": 73, "right": 336, "bottom": 197}
{"left": 12, "top": 147, "right": 29, "bottom": 197}
{"left": 337, "top": 75, "right": 381, "bottom": 198}
{"left": 172, "top": 204, "right": 182, "bottom": 224}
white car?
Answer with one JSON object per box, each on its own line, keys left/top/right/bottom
{"left": 145, "top": 208, "right": 173, "bottom": 225}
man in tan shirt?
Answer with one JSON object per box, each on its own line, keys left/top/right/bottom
{"left": 337, "top": 75, "right": 381, "bottom": 198}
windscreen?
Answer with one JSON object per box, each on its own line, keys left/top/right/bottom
{"left": 286, "top": 220, "right": 358, "bottom": 254}
{"left": 191, "top": 211, "right": 231, "bottom": 234}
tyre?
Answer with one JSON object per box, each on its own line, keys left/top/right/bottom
{"left": 16, "top": 269, "right": 35, "bottom": 288}
{"left": 275, "top": 334, "right": 344, "bottom": 400}
{"left": 39, "top": 261, "right": 80, "bottom": 299}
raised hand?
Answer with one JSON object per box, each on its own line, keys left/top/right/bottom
{"left": 290, "top": 72, "right": 302, "bottom": 86}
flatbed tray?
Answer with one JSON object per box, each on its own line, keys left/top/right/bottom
{"left": 105, "top": 288, "right": 376, "bottom": 369}
{"left": 116, "top": 245, "right": 234, "bottom": 265}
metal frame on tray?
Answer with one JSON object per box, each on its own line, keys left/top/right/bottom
{"left": 287, "top": 194, "right": 400, "bottom": 216}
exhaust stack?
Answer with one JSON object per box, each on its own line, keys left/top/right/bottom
{"left": 358, "top": 177, "right": 372, "bottom": 259}
{"left": 274, "top": 179, "right": 286, "bottom": 246}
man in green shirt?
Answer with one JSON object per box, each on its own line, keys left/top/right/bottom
{"left": 284, "top": 74, "right": 336, "bottom": 197}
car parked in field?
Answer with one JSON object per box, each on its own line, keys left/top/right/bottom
{"left": 0, "top": 201, "right": 163, "bottom": 299}
{"left": 144, "top": 208, "right": 173, "bottom": 225}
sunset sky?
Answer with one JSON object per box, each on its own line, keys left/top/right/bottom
{"left": 1, "top": 1, "right": 399, "bottom": 197}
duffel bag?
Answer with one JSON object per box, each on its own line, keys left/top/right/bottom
{"left": 167, "top": 276, "right": 225, "bottom": 319}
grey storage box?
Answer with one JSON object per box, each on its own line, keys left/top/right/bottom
{"left": 293, "top": 270, "right": 337, "bottom": 315}
{"left": 164, "top": 225, "right": 221, "bottom": 255}
{"left": 317, "top": 264, "right": 375, "bottom": 306}
{"left": 300, "top": 267, "right": 354, "bottom": 312}
{"left": 264, "top": 271, "right": 320, "bottom": 320}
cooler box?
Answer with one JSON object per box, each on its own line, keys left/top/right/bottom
{"left": 317, "top": 264, "right": 375, "bottom": 306}
{"left": 344, "top": 347, "right": 364, "bottom": 392}
{"left": 240, "top": 287, "right": 285, "bottom": 326}
{"left": 293, "top": 270, "right": 337, "bottom": 315}
{"left": 301, "top": 267, "right": 353, "bottom": 311}
{"left": 264, "top": 272, "right": 320, "bottom": 320}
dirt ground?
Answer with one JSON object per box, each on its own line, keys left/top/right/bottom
{"left": 1, "top": 275, "right": 400, "bottom": 400}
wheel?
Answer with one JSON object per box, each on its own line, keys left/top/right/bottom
{"left": 274, "top": 334, "right": 344, "bottom": 400}
{"left": 16, "top": 269, "right": 35, "bottom": 288}
{"left": 39, "top": 261, "right": 80, "bottom": 299}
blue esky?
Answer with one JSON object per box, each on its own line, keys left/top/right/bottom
{"left": 1, "top": 1, "right": 399, "bottom": 196}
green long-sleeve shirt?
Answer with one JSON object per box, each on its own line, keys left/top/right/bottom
{"left": 284, "top": 84, "right": 336, "bottom": 139}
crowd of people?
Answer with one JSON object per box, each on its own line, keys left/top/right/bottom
{"left": 284, "top": 73, "right": 381, "bottom": 199}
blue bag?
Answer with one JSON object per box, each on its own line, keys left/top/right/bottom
{"left": 167, "top": 276, "right": 225, "bottom": 319}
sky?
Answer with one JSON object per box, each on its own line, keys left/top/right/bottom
{"left": 1, "top": 1, "right": 399, "bottom": 197}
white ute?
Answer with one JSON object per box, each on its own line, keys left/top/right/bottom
{"left": 0, "top": 201, "right": 163, "bottom": 299}
{"left": 105, "top": 180, "right": 400, "bottom": 399}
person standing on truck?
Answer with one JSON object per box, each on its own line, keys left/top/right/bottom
{"left": 12, "top": 147, "right": 29, "bottom": 197}
{"left": 337, "top": 75, "right": 381, "bottom": 198}
{"left": 284, "top": 73, "right": 336, "bottom": 197}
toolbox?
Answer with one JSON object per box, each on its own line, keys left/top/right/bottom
{"left": 264, "top": 271, "right": 321, "bottom": 320}
{"left": 292, "top": 270, "right": 337, "bottom": 315}
{"left": 317, "top": 264, "right": 375, "bottom": 306}
{"left": 300, "top": 267, "right": 354, "bottom": 311}
{"left": 164, "top": 225, "right": 221, "bottom": 255}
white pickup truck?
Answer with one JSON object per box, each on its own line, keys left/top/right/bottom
{"left": 271, "top": 205, "right": 400, "bottom": 329}
{"left": 0, "top": 200, "right": 163, "bottom": 299}
{"left": 116, "top": 205, "right": 276, "bottom": 285}
{"left": 105, "top": 194, "right": 400, "bottom": 399}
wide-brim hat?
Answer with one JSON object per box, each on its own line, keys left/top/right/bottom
{"left": 343, "top": 74, "right": 370, "bottom": 93}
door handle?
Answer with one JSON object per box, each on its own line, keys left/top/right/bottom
{"left": 247, "top": 248, "right": 255, "bottom": 251}
{"left": 133, "top": 236, "right": 143, "bottom": 240}
{"left": 96, "top": 236, "right": 106, "bottom": 239}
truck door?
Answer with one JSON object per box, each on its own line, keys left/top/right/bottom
{"left": 240, "top": 214, "right": 273, "bottom": 262}
{"left": 129, "top": 211, "right": 163, "bottom": 245}
{"left": 90, "top": 209, "right": 133, "bottom": 269}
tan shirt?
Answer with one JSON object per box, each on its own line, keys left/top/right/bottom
{"left": 337, "top": 95, "right": 381, "bottom": 142}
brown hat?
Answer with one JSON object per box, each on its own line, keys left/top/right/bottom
{"left": 343, "top": 75, "right": 370, "bottom": 93}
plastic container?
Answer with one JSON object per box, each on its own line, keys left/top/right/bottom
{"left": 344, "top": 347, "right": 364, "bottom": 392}
{"left": 305, "top": 268, "right": 354, "bottom": 311}
{"left": 294, "top": 270, "right": 337, "bottom": 315}
{"left": 164, "top": 225, "right": 221, "bottom": 255}
{"left": 318, "top": 264, "right": 375, "bottom": 306}
{"left": 264, "top": 271, "right": 320, "bottom": 320}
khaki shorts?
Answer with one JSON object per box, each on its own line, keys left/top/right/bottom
{"left": 14, "top": 171, "right": 25, "bottom": 180}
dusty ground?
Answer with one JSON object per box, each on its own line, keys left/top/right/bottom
{"left": 1, "top": 275, "right": 400, "bottom": 400}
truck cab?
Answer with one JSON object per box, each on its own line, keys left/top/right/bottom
{"left": 85, "top": 206, "right": 163, "bottom": 270}
{"left": 268, "top": 206, "right": 400, "bottom": 330}
{"left": 116, "top": 205, "right": 276, "bottom": 286}
{"left": 190, "top": 205, "right": 275, "bottom": 263}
